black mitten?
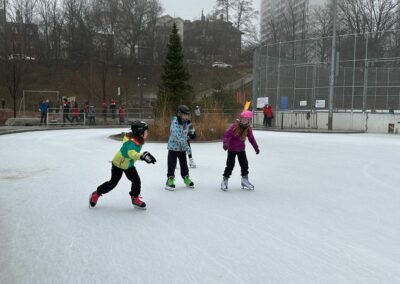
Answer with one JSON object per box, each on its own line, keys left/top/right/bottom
{"left": 140, "top": 151, "right": 157, "bottom": 164}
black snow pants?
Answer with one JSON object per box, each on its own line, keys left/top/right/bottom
{"left": 97, "top": 164, "right": 141, "bottom": 197}
{"left": 223, "top": 150, "right": 249, "bottom": 178}
{"left": 167, "top": 150, "right": 189, "bottom": 178}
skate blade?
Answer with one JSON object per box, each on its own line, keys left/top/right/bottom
{"left": 165, "top": 186, "right": 175, "bottom": 191}
{"left": 186, "top": 185, "right": 195, "bottom": 189}
{"left": 241, "top": 186, "right": 254, "bottom": 190}
{"left": 134, "top": 205, "right": 147, "bottom": 210}
{"left": 220, "top": 187, "right": 228, "bottom": 191}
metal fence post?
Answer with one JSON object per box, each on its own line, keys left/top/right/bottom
{"left": 362, "top": 35, "right": 369, "bottom": 111}
{"left": 351, "top": 34, "right": 357, "bottom": 112}
{"left": 276, "top": 42, "right": 282, "bottom": 113}
{"left": 328, "top": 0, "right": 338, "bottom": 130}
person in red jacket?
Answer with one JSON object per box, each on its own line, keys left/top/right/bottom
{"left": 262, "top": 104, "right": 268, "bottom": 126}
{"left": 119, "top": 106, "right": 126, "bottom": 125}
{"left": 71, "top": 102, "right": 80, "bottom": 124}
{"left": 263, "top": 104, "right": 274, "bottom": 127}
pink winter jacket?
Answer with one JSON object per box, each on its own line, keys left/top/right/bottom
{"left": 223, "top": 124, "right": 259, "bottom": 153}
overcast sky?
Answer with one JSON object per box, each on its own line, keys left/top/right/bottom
{"left": 160, "top": 0, "right": 261, "bottom": 22}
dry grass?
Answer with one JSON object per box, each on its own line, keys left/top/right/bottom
{"left": 149, "top": 112, "right": 229, "bottom": 142}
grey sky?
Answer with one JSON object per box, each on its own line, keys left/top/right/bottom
{"left": 161, "top": 0, "right": 261, "bottom": 21}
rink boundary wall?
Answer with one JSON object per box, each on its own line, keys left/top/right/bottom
{"left": 254, "top": 111, "right": 400, "bottom": 134}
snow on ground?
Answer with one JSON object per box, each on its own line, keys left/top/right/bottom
{"left": 0, "top": 128, "right": 400, "bottom": 284}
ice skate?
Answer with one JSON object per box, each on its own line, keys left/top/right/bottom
{"left": 189, "top": 158, "right": 197, "bottom": 168}
{"left": 165, "top": 176, "right": 176, "bottom": 191}
{"left": 131, "top": 195, "right": 146, "bottom": 210}
{"left": 89, "top": 191, "right": 101, "bottom": 207}
{"left": 220, "top": 177, "right": 229, "bottom": 191}
{"left": 241, "top": 175, "right": 254, "bottom": 190}
{"left": 184, "top": 175, "right": 195, "bottom": 188}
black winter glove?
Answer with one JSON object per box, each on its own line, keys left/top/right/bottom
{"left": 188, "top": 130, "right": 196, "bottom": 139}
{"left": 255, "top": 149, "right": 260, "bottom": 155}
{"left": 140, "top": 151, "right": 157, "bottom": 164}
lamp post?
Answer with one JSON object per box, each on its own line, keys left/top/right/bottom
{"left": 137, "top": 76, "right": 146, "bottom": 107}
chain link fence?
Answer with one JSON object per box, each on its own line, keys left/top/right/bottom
{"left": 253, "top": 30, "right": 400, "bottom": 114}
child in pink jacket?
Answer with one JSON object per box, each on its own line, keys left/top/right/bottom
{"left": 221, "top": 110, "right": 259, "bottom": 191}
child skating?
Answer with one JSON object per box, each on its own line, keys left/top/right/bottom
{"left": 221, "top": 110, "right": 260, "bottom": 191}
{"left": 165, "top": 105, "right": 195, "bottom": 190}
{"left": 89, "top": 121, "right": 156, "bottom": 209}
{"left": 175, "top": 120, "right": 196, "bottom": 169}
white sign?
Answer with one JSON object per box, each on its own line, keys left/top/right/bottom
{"left": 117, "top": 87, "right": 120, "bottom": 96}
{"left": 257, "top": 97, "right": 269, "bottom": 109}
{"left": 300, "top": 100, "right": 307, "bottom": 107}
{"left": 315, "top": 100, "right": 325, "bottom": 108}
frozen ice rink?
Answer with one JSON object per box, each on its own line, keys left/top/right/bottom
{"left": 1, "top": 128, "right": 400, "bottom": 283}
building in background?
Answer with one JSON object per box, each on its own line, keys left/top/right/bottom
{"left": 183, "top": 12, "right": 242, "bottom": 65}
{"left": 260, "top": 0, "right": 328, "bottom": 44}
{"left": 138, "top": 13, "right": 242, "bottom": 66}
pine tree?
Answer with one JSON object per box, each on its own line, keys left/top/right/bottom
{"left": 157, "top": 22, "right": 192, "bottom": 115}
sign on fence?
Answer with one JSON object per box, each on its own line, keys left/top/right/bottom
{"left": 315, "top": 100, "right": 326, "bottom": 108}
{"left": 280, "top": 96, "right": 289, "bottom": 110}
{"left": 257, "top": 97, "right": 269, "bottom": 109}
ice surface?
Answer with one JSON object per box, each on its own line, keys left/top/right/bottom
{"left": 1, "top": 129, "right": 400, "bottom": 283}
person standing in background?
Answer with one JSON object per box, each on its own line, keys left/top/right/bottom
{"left": 39, "top": 99, "right": 50, "bottom": 125}
{"left": 266, "top": 105, "right": 274, "bottom": 127}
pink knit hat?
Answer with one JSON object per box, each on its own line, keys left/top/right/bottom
{"left": 240, "top": 110, "right": 253, "bottom": 119}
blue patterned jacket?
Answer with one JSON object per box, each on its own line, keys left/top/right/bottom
{"left": 167, "top": 116, "right": 191, "bottom": 153}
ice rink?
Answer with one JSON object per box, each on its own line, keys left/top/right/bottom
{"left": 1, "top": 128, "right": 400, "bottom": 283}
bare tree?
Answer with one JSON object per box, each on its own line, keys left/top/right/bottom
{"left": 37, "top": 0, "right": 63, "bottom": 64}
{"left": 338, "top": 0, "right": 399, "bottom": 34}
{"left": 3, "top": 0, "right": 38, "bottom": 117}
{"left": 214, "top": 0, "right": 235, "bottom": 22}
{"left": 338, "top": 0, "right": 399, "bottom": 58}
{"left": 115, "top": 0, "right": 149, "bottom": 61}
{"left": 213, "top": 0, "right": 259, "bottom": 47}
{"left": 62, "top": 0, "right": 94, "bottom": 64}
{"left": 233, "top": 0, "right": 259, "bottom": 47}
{"left": 309, "top": 3, "right": 333, "bottom": 63}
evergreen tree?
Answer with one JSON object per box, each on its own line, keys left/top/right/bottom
{"left": 157, "top": 22, "right": 192, "bottom": 115}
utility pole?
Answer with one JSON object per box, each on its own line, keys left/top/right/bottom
{"left": 328, "top": 0, "right": 337, "bottom": 130}
{"left": 138, "top": 76, "right": 146, "bottom": 107}
{"left": 2, "top": 0, "right": 7, "bottom": 58}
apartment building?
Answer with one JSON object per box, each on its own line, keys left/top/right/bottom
{"left": 260, "top": 0, "right": 328, "bottom": 43}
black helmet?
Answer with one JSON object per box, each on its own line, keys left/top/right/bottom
{"left": 177, "top": 105, "right": 190, "bottom": 115}
{"left": 131, "top": 121, "right": 148, "bottom": 137}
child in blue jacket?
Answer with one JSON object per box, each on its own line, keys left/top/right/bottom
{"left": 165, "top": 105, "right": 195, "bottom": 190}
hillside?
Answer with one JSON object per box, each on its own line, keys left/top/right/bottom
{"left": 0, "top": 61, "right": 251, "bottom": 112}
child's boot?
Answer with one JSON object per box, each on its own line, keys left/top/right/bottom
{"left": 241, "top": 175, "right": 254, "bottom": 190}
{"left": 165, "top": 176, "right": 176, "bottom": 191}
{"left": 220, "top": 177, "right": 229, "bottom": 191}
{"left": 189, "top": 158, "right": 196, "bottom": 168}
{"left": 131, "top": 195, "right": 146, "bottom": 210}
{"left": 184, "top": 175, "right": 195, "bottom": 188}
{"left": 89, "top": 191, "right": 101, "bottom": 207}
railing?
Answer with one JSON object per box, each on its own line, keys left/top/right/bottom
{"left": 253, "top": 110, "right": 317, "bottom": 129}
{"left": 45, "top": 108, "right": 154, "bottom": 126}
